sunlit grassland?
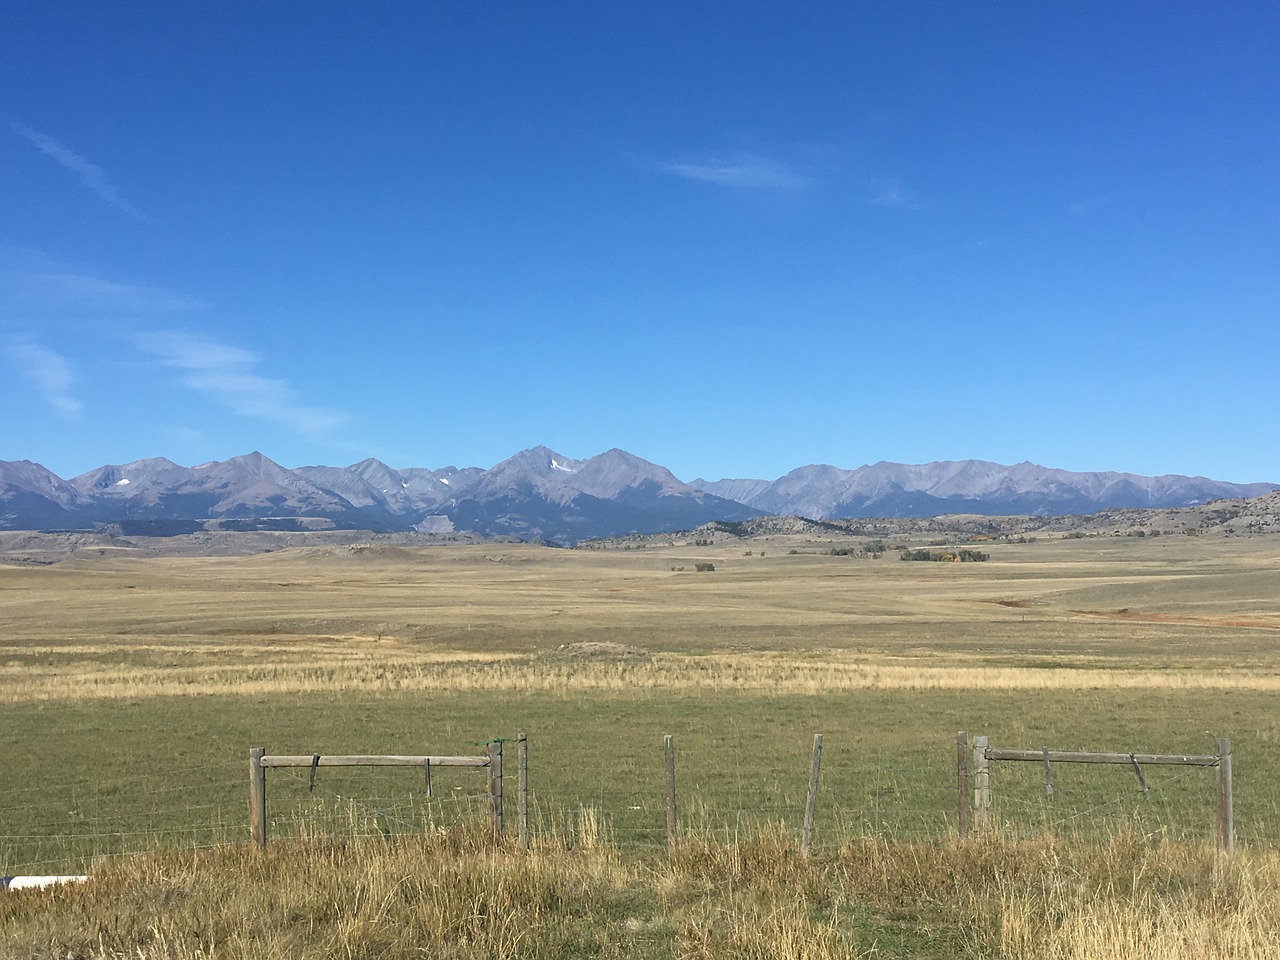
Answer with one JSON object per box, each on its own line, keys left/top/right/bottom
{"left": 2, "top": 533, "right": 1280, "bottom": 956}
{"left": 4, "top": 821, "right": 1280, "bottom": 958}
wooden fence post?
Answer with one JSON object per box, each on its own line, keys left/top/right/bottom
{"left": 1216, "top": 737, "right": 1233, "bottom": 855}
{"left": 517, "top": 732, "right": 529, "bottom": 849}
{"left": 664, "top": 734, "right": 678, "bottom": 848}
{"left": 249, "top": 747, "right": 267, "bottom": 850}
{"left": 956, "top": 731, "right": 969, "bottom": 836}
{"left": 488, "top": 741, "right": 504, "bottom": 838}
{"left": 802, "top": 734, "right": 823, "bottom": 855}
{"left": 972, "top": 735, "right": 990, "bottom": 832}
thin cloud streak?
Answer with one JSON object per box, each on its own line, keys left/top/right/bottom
{"left": 10, "top": 122, "right": 148, "bottom": 221}
{"left": 136, "top": 331, "right": 348, "bottom": 437}
{"left": 868, "top": 189, "right": 917, "bottom": 209}
{"left": 895, "top": 237, "right": 993, "bottom": 269}
{"left": 659, "top": 153, "right": 808, "bottom": 189}
{"left": 0, "top": 249, "right": 209, "bottom": 313}
{"left": 9, "top": 341, "right": 82, "bottom": 417}
{"left": 866, "top": 178, "right": 920, "bottom": 209}
{"left": 1069, "top": 189, "right": 1126, "bottom": 216}
{"left": 17, "top": 271, "right": 210, "bottom": 312}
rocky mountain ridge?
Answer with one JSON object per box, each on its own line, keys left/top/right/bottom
{"left": 691, "top": 460, "right": 1277, "bottom": 519}
{"left": 2, "top": 449, "right": 1275, "bottom": 544}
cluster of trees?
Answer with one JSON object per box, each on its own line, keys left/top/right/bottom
{"left": 826, "top": 541, "right": 887, "bottom": 558}
{"left": 899, "top": 548, "right": 989, "bottom": 563}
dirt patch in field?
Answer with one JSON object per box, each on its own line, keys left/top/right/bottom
{"left": 542, "top": 641, "right": 651, "bottom": 661}
{"left": 1072, "top": 609, "right": 1280, "bottom": 630}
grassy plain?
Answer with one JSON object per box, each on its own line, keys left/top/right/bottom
{"left": 2, "top": 529, "right": 1280, "bottom": 956}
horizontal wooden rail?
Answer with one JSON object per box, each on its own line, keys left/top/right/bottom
{"left": 261, "top": 754, "right": 489, "bottom": 768}
{"left": 250, "top": 746, "right": 505, "bottom": 849}
{"left": 960, "top": 735, "right": 1231, "bottom": 852}
{"left": 984, "top": 748, "right": 1218, "bottom": 766}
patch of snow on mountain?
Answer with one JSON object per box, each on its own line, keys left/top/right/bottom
{"left": 439, "top": 477, "right": 450, "bottom": 485}
{"left": 115, "top": 478, "right": 130, "bottom": 486}
{"left": 551, "top": 459, "right": 576, "bottom": 473}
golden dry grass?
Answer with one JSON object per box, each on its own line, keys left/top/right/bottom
{"left": 6, "top": 645, "right": 1280, "bottom": 703}
{"left": 998, "top": 845, "right": 1280, "bottom": 959}
{"left": 4, "top": 826, "right": 1279, "bottom": 960}
{"left": 3, "top": 535, "right": 1279, "bottom": 705}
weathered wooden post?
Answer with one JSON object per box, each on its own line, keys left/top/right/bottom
{"left": 664, "top": 734, "right": 678, "bottom": 848}
{"left": 956, "top": 731, "right": 969, "bottom": 836}
{"left": 249, "top": 746, "right": 267, "bottom": 850}
{"left": 517, "top": 732, "right": 529, "bottom": 849}
{"left": 972, "top": 735, "right": 991, "bottom": 832}
{"left": 802, "top": 733, "right": 823, "bottom": 855}
{"left": 1216, "top": 737, "right": 1233, "bottom": 855}
{"left": 488, "top": 740, "right": 504, "bottom": 838}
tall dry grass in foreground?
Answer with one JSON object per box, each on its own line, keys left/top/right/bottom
{"left": 3, "top": 824, "right": 1278, "bottom": 959}
{"left": 998, "top": 839, "right": 1280, "bottom": 959}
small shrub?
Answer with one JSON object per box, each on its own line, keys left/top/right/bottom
{"left": 695, "top": 562, "right": 715, "bottom": 572}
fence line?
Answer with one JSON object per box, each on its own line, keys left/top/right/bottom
{"left": 3, "top": 731, "right": 1260, "bottom": 877}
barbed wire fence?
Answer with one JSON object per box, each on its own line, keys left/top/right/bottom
{"left": 960, "top": 734, "right": 1235, "bottom": 851}
{"left": 2, "top": 730, "right": 1271, "bottom": 876}
{"left": 982, "top": 756, "right": 1221, "bottom": 842}
{"left": 0, "top": 755, "right": 246, "bottom": 876}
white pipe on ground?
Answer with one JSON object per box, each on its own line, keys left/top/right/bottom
{"left": 1, "top": 876, "right": 89, "bottom": 891}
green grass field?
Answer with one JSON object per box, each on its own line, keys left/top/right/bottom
{"left": 3, "top": 531, "right": 1280, "bottom": 956}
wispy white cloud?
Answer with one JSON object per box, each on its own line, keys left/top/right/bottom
{"left": 8, "top": 340, "right": 82, "bottom": 417}
{"left": 0, "top": 247, "right": 210, "bottom": 320}
{"left": 1069, "top": 189, "right": 1127, "bottom": 216}
{"left": 866, "top": 178, "right": 919, "bottom": 210}
{"left": 14, "top": 271, "right": 210, "bottom": 313}
{"left": 658, "top": 153, "right": 809, "bottom": 189}
{"left": 10, "top": 122, "right": 147, "bottom": 221}
{"left": 137, "top": 332, "right": 256, "bottom": 370}
{"left": 895, "top": 237, "right": 992, "bottom": 269}
{"left": 136, "top": 331, "right": 348, "bottom": 437}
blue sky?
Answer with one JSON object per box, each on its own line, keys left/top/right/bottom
{"left": 3, "top": 3, "right": 1277, "bottom": 483}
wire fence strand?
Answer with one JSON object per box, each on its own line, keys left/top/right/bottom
{"left": 1, "top": 736, "right": 1259, "bottom": 872}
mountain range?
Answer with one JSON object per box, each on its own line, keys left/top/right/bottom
{"left": 2, "top": 448, "right": 1275, "bottom": 544}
